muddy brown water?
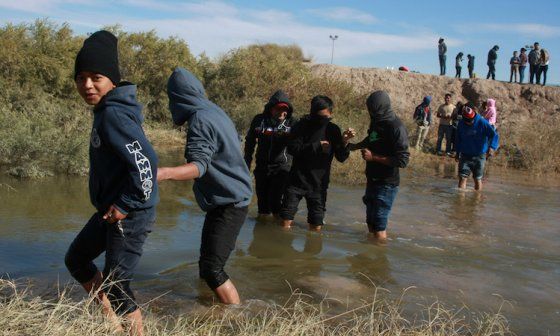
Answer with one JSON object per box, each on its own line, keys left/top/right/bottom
{"left": 0, "top": 157, "right": 559, "bottom": 335}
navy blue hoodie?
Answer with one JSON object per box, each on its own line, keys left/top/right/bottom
{"left": 167, "top": 68, "right": 253, "bottom": 212}
{"left": 89, "top": 83, "right": 158, "bottom": 214}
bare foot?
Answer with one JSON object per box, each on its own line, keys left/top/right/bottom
{"left": 281, "top": 219, "right": 292, "bottom": 230}
{"left": 308, "top": 224, "right": 322, "bottom": 232}
{"left": 367, "top": 231, "right": 388, "bottom": 245}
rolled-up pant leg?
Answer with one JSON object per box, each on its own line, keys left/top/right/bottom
{"left": 65, "top": 213, "right": 106, "bottom": 284}
{"left": 65, "top": 209, "right": 155, "bottom": 315}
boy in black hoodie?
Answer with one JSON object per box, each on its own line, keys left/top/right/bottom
{"left": 245, "top": 90, "right": 296, "bottom": 218}
{"left": 349, "top": 91, "right": 409, "bottom": 242}
{"left": 280, "top": 95, "right": 355, "bottom": 231}
{"left": 64, "top": 31, "right": 158, "bottom": 335}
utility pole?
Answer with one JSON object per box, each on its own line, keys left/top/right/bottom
{"left": 329, "top": 35, "right": 338, "bottom": 64}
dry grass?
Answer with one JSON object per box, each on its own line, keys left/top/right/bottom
{"left": 0, "top": 279, "right": 513, "bottom": 336}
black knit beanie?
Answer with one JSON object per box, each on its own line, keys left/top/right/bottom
{"left": 74, "top": 30, "right": 121, "bottom": 85}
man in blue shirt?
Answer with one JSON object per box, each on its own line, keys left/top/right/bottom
{"left": 454, "top": 103, "right": 499, "bottom": 191}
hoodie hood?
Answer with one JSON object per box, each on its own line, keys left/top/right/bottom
{"left": 486, "top": 98, "right": 496, "bottom": 109}
{"left": 167, "top": 67, "right": 209, "bottom": 126}
{"left": 367, "top": 91, "right": 396, "bottom": 123}
{"left": 95, "top": 82, "right": 143, "bottom": 122}
{"left": 263, "top": 90, "right": 294, "bottom": 118}
{"left": 422, "top": 96, "right": 432, "bottom": 106}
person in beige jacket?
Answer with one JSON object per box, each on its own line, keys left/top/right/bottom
{"left": 436, "top": 93, "right": 455, "bottom": 155}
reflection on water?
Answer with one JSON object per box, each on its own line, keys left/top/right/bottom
{"left": 1, "top": 159, "right": 559, "bottom": 335}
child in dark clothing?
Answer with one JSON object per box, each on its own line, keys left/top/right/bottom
{"left": 348, "top": 91, "right": 409, "bottom": 242}
{"left": 280, "top": 95, "right": 355, "bottom": 231}
{"left": 65, "top": 31, "right": 158, "bottom": 336}
{"left": 245, "top": 90, "right": 296, "bottom": 218}
{"left": 467, "top": 54, "right": 475, "bottom": 78}
{"left": 158, "top": 68, "right": 253, "bottom": 305}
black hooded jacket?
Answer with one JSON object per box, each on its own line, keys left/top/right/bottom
{"left": 350, "top": 91, "right": 409, "bottom": 186}
{"left": 487, "top": 46, "right": 499, "bottom": 66}
{"left": 244, "top": 90, "right": 296, "bottom": 174}
{"left": 287, "top": 115, "right": 350, "bottom": 192}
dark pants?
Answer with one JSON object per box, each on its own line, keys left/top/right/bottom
{"left": 439, "top": 55, "right": 446, "bottom": 75}
{"left": 363, "top": 182, "right": 399, "bottom": 232}
{"left": 254, "top": 170, "right": 289, "bottom": 215}
{"left": 455, "top": 66, "right": 461, "bottom": 78}
{"left": 450, "top": 125, "right": 457, "bottom": 152}
{"left": 199, "top": 204, "right": 248, "bottom": 289}
{"left": 65, "top": 208, "right": 155, "bottom": 315}
{"left": 537, "top": 65, "right": 548, "bottom": 85}
{"left": 280, "top": 185, "right": 324, "bottom": 226}
{"left": 468, "top": 67, "right": 474, "bottom": 78}
{"left": 437, "top": 124, "right": 453, "bottom": 153}
{"left": 519, "top": 65, "right": 526, "bottom": 83}
{"left": 487, "top": 64, "right": 496, "bottom": 80}
{"left": 529, "top": 63, "right": 537, "bottom": 84}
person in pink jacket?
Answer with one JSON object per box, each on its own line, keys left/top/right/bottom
{"left": 482, "top": 98, "right": 497, "bottom": 129}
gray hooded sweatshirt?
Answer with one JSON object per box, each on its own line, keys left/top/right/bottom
{"left": 167, "top": 68, "right": 252, "bottom": 211}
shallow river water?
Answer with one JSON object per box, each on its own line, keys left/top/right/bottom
{"left": 0, "top": 160, "right": 559, "bottom": 335}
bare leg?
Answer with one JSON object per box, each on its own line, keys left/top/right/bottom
{"left": 213, "top": 279, "right": 240, "bottom": 304}
{"left": 474, "top": 178, "right": 483, "bottom": 191}
{"left": 281, "top": 219, "right": 293, "bottom": 229}
{"left": 124, "top": 309, "right": 144, "bottom": 336}
{"left": 458, "top": 177, "right": 467, "bottom": 189}
{"left": 81, "top": 271, "right": 123, "bottom": 333}
{"left": 308, "top": 224, "right": 322, "bottom": 232}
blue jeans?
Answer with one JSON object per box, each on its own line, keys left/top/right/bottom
{"left": 519, "top": 66, "right": 526, "bottom": 83}
{"left": 439, "top": 55, "right": 446, "bottom": 75}
{"left": 459, "top": 154, "right": 486, "bottom": 180}
{"left": 437, "top": 124, "right": 453, "bottom": 153}
{"left": 363, "top": 182, "right": 399, "bottom": 232}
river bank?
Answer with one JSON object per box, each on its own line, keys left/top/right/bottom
{"left": 0, "top": 278, "right": 512, "bottom": 336}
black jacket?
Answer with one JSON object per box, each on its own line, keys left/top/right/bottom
{"left": 89, "top": 83, "right": 158, "bottom": 214}
{"left": 244, "top": 90, "right": 296, "bottom": 174}
{"left": 487, "top": 47, "right": 498, "bottom": 66}
{"left": 467, "top": 55, "right": 475, "bottom": 70}
{"left": 350, "top": 91, "right": 409, "bottom": 186}
{"left": 287, "top": 115, "right": 350, "bottom": 192}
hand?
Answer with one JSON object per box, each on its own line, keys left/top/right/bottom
{"left": 320, "top": 141, "right": 330, "bottom": 153}
{"left": 486, "top": 149, "right": 494, "bottom": 159}
{"left": 361, "top": 148, "right": 374, "bottom": 162}
{"left": 342, "top": 128, "right": 356, "bottom": 143}
{"left": 103, "top": 205, "right": 127, "bottom": 224}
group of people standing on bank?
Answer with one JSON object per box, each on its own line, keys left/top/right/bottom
{"left": 64, "top": 30, "right": 412, "bottom": 335}
{"left": 438, "top": 38, "right": 550, "bottom": 85}
{"left": 412, "top": 94, "right": 499, "bottom": 190}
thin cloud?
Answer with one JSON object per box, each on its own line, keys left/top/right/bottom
{"left": 307, "top": 7, "right": 378, "bottom": 25}
{"left": 459, "top": 23, "right": 560, "bottom": 38}
{"left": 0, "top": 0, "right": 86, "bottom": 14}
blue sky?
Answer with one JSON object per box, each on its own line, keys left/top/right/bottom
{"left": 1, "top": 0, "right": 559, "bottom": 84}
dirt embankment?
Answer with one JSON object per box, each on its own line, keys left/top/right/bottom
{"left": 310, "top": 64, "right": 560, "bottom": 128}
